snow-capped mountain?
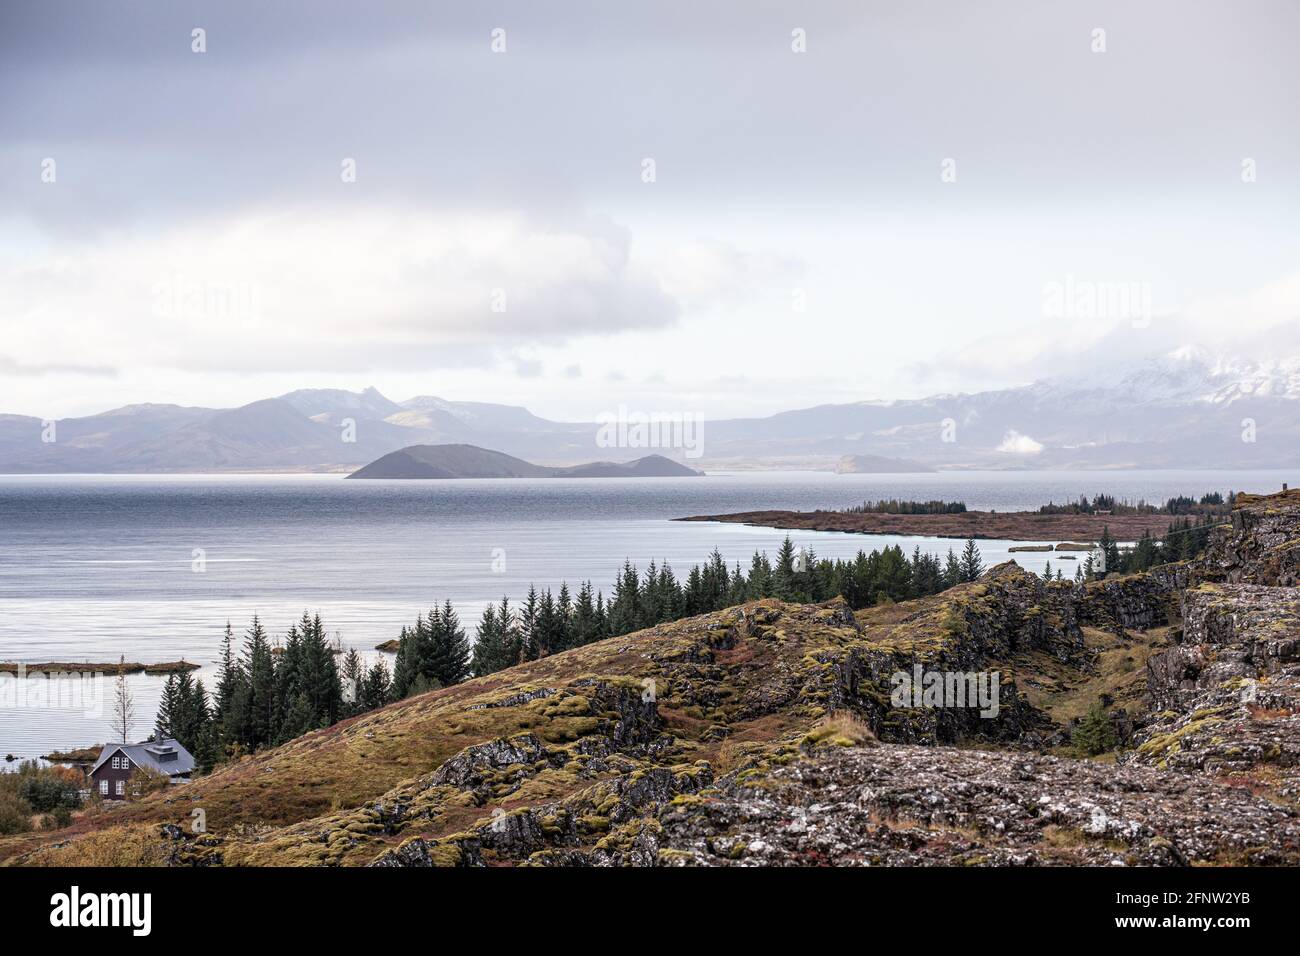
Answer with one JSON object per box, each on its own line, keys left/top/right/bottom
{"left": 1026, "top": 346, "right": 1300, "bottom": 407}
{"left": 1, "top": 347, "right": 1296, "bottom": 472}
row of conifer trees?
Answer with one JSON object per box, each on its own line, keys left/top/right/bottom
{"left": 156, "top": 536, "right": 988, "bottom": 767}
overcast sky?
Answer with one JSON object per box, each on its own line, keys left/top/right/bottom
{"left": 3, "top": 0, "right": 1299, "bottom": 420}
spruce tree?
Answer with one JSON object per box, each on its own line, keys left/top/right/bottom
{"left": 573, "top": 582, "right": 598, "bottom": 646}
{"left": 340, "top": 648, "right": 364, "bottom": 717}
{"left": 390, "top": 625, "right": 418, "bottom": 700}
{"left": 519, "top": 586, "right": 539, "bottom": 661}
{"left": 472, "top": 603, "right": 509, "bottom": 678}
{"left": 360, "top": 658, "right": 391, "bottom": 710}
{"left": 943, "top": 548, "right": 962, "bottom": 589}
{"left": 960, "top": 538, "right": 984, "bottom": 582}
{"left": 155, "top": 674, "right": 178, "bottom": 742}
{"left": 240, "top": 615, "right": 276, "bottom": 751}
{"left": 214, "top": 621, "right": 237, "bottom": 725}
{"left": 430, "top": 600, "right": 471, "bottom": 686}
{"left": 1072, "top": 701, "right": 1118, "bottom": 756}
{"left": 773, "top": 537, "right": 798, "bottom": 601}
{"left": 358, "top": 660, "right": 387, "bottom": 712}
{"left": 556, "top": 583, "right": 574, "bottom": 651}
{"left": 299, "top": 613, "right": 342, "bottom": 727}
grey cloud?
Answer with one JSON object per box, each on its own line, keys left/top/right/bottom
{"left": 6, "top": 0, "right": 1299, "bottom": 235}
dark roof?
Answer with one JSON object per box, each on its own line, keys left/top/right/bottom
{"left": 90, "top": 737, "right": 196, "bottom": 777}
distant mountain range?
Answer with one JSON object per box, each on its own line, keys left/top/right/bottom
{"left": 3, "top": 348, "right": 1297, "bottom": 472}
{"left": 347, "top": 445, "right": 702, "bottom": 479}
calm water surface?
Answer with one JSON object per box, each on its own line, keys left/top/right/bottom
{"left": 0, "top": 469, "right": 1285, "bottom": 758}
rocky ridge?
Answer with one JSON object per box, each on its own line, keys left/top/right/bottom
{"left": 7, "top": 490, "right": 1299, "bottom": 867}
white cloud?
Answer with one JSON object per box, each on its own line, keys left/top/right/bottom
{"left": 996, "top": 430, "right": 1045, "bottom": 455}
{"left": 0, "top": 207, "right": 681, "bottom": 376}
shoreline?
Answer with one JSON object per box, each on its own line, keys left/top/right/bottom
{"left": 674, "top": 509, "right": 1190, "bottom": 542}
{"left": 0, "top": 660, "right": 200, "bottom": 676}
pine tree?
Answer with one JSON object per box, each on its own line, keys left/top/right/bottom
{"left": 773, "top": 537, "right": 798, "bottom": 601}
{"left": 166, "top": 671, "right": 208, "bottom": 751}
{"left": 340, "top": 648, "right": 364, "bottom": 717}
{"left": 430, "top": 600, "right": 471, "bottom": 687}
{"left": 185, "top": 678, "right": 211, "bottom": 751}
{"left": 573, "top": 582, "right": 598, "bottom": 646}
{"left": 239, "top": 615, "right": 276, "bottom": 751}
{"left": 472, "top": 603, "right": 512, "bottom": 678}
{"left": 390, "top": 624, "right": 419, "bottom": 700}
{"left": 273, "top": 621, "right": 304, "bottom": 741}
{"left": 943, "top": 548, "right": 962, "bottom": 589}
{"left": 214, "top": 621, "right": 237, "bottom": 724}
{"left": 1072, "top": 701, "right": 1118, "bottom": 756}
{"left": 960, "top": 538, "right": 984, "bottom": 582}
{"left": 155, "top": 674, "right": 178, "bottom": 742}
{"left": 594, "top": 591, "right": 608, "bottom": 639}
{"left": 1098, "top": 526, "right": 1120, "bottom": 576}
{"left": 535, "top": 589, "right": 558, "bottom": 657}
{"left": 360, "top": 658, "right": 391, "bottom": 710}
{"left": 519, "top": 586, "right": 539, "bottom": 661}
{"left": 280, "top": 693, "right": 316, "bottom": 742}
{"left": 299, "top": 613, "right": 342, "bottom": 728}
{"left": 498, "top": 597, "right": 522, "bottom": 665}
{"left": 555, "top": 582, "right": 574, "bottom": 651}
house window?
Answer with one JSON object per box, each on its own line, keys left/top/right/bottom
{"left": 115, "top": 780, "right": 125, "bottom": 796}
{"left": 99, "top": 779, "right": 108, "bottom": 795}
{"left": 112, "top": 756, "right": 121, "bottom": 769}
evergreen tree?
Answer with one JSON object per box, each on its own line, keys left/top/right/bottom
{"left": 573, "top": 582, "right": 599, "bottom": 646}
{"left": 594, "top": 591, "right": 608, "bottom": 639}
{"left": 741, "top": 551, "right": 765, "bottom": 600}
{"left": 773, "top": 537, "right": 799, "bottom": 601}
{"left": 213, "top": 621, "right": 237, "bottom": 724}
{"left": 1072, "top": 701, "right": 1118, "bottom": 756}
{"left": 535, "top": 589, "right": 558, "bottom": 657}
{"left": 390, "top": 624, "right": 420, "bottom": 700}
{"left": 155, "top": 674, "right": 178, "bottom": 742}
{"left": 556, "top": 582, "right": 574, "bottom": 651}
{"left": 340, "top": 647, "right": 364, "bottom": 717}
{"left": 429, "top": 600, "right": 471, "bottom": 687}
{"left": 237, "top": 615, "right": 276, "bottom": 751}
{"left": 943, "top": 548, "right": 962, "bottom": 589}
{"left": 273, "top": 622, "right": 305, "bottom": 741}
{"left": 299, "top": 613, "right": 342, "bottom": 728}
{"left": 360, "top": 658, "right": 392, "bottom": 710}
{"left": 519, "top": 586, "right": 539, "bottom": 661}
{"left": 280, "top": 693, "right": 315, "bottom": 742}
{"left": 498, "top": 597, "right": 522, "bottom": 665}
{"left": 472, "top": 602, "right": 514, "bottom": 677}
{"left": 960, "top": 538, "right": 984, "bottom": 582}
{"left": 1098, "top": 526, "right": 1120, "bottom": 576}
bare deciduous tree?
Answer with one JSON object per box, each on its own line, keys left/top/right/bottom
{"left": 111, "top": 655, "right": 135, "bottom": 743}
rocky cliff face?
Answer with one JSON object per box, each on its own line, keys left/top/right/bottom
{"left": 1078, "top": 564, "right": 1190, "bottom": 634}
{"left": 1124, "top": 489, "right": 1300, "bottom": 812}
{"left": 9, "top": 489, "right": 1300, "bottom": 868}
{"left": 1200, "top": 488, "right": 1300, "bottom": 586}
{"left": 1145, "top": 583, "right": 1300, "bottom": 709}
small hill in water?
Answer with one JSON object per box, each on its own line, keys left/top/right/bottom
{"left": 346, "top": 444, "right": 702, "bottom": 479}
{"left": 6, "top": 489, "right": 1299, "bottom": 867}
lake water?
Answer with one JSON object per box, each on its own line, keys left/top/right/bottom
{"left": 0, "top": 469, "right": 1287, "bottom": 759}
